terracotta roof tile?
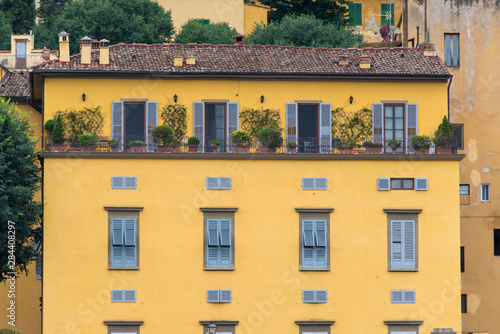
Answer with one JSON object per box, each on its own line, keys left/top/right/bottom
{"left": 0, "top": 71, "right": 29, "bottom": 98}
{"left": 32, "top": 44, "right": 450, "bottom": 77}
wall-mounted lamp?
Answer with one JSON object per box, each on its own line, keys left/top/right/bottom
{"left": 260, "top": 95, "right": 264, "bottom": 103}
{"left": 174, "top": 94, "right": 178, "bottom": 103}
{"left": 82, "top": 93, "right": 86, "bottom": 101}
{"left": 349, "top": 96, "right": 353, "bottom": 104}
{"left": 206, "top": 322, "right": 216, "bottom": 334}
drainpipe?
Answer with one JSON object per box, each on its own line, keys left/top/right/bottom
{"left": 448, "top": 75, "right": 453, "bottom": 120}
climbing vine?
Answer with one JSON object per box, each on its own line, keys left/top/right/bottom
{"left": 240, "top": 107, "right": 283, "bottom": 137}
{"left": 53, "top": 106, "right": 104, "bottom": 142}
{"left": 160, "top": 103, "right": 187, "bottom": 147}
{"left": 331, "top": 106, "right": 372, "bottom": 146}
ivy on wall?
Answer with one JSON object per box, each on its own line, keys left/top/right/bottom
{"left": 239, "top": 107, "right": 283, "bottom": 137}
{"left": 53, "top": 106, "right": 104, "bottom": 142}
{"left": 331, "top": 106, "right": 372, "bottom": 146}
{"left": 160, "top": 103, "right": 187, "bottom": 147}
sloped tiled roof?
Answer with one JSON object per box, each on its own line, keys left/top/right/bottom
{"left": 0, "top": 70, "right": 29, "bottom": 98}
{"left": 32, "top": 44, "right": 450, "bottom": 77}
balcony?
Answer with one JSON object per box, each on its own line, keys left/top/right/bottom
{"left": 0, "top": 54, "right": 52, "bottom": 69}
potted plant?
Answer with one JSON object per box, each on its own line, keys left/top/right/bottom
{"left": 230, "top": 130, "right": 252, "bottom": 153}
{"left": 108, "top": 139, "right": 119, "bottom": 152}
{"left": 152, "top": 125, "right": 175, "bottom": 152}
{"left": 209, "top": 139, "right": 221, "bottom": 152}
{"left": 336, "top": 141, "right": 357, "bottom": 154}
{"left": 256, "top": 127, "right": 283, "bottom": 153}
{"left": 47, "top": 115, "right": 66, "bottom": 151}
{"left": 362, "top": 140, "right": 383, "bottom": 154}
{"left": 411, "top": 135, "right": 431, "bottom": 154}
{"left": 129, "top": 140, "right": 146, "bottom": 152}
{"left": 78, "top": 133, "right": 99, "bottom": 151}
{"left": 433, "top": 116, "right": 454, "bottom": 154}
{"left": 287, "top": 141, "right": 297, "bottom": 153}
{"left": 388, "top": 139, "right": 401, "bottom": 153}
{"left": 187, "top": 136, "right": 200, "bottom": 152}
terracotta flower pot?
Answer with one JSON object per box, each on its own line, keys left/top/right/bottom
{"left": 109, "top": 144, "right": 118, "bottom": 152}
{"left": 413, "top": 148, "right": 428, "bottom": 155}
{"left": 130, "top": 145, "right": 146, "bottom": 152}
{"left": 366, "top": 146, "right": 382, "bottom": 154}
{"left": 435, "top": 146, "right": 452, "bottom": 154}
{"left": 257, "top": 146, "right": 276, "bottom": 154}
{"left": 47, "top": 144, "right": 66, "bottom": 152}
{"left": 234, "top": 145, "right": 250, "bottom": 153}
{"left": 188, "top": 145, "right": 199, "bottom": 153}
{"left": 157, "top": 145, "right": 178, "bottom": 153}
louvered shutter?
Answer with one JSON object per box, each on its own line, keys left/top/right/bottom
{"left": 303, "top": 221, "right": 314, "bottom": 246}
{"left": 315, "top": 178, "right": 327, "bottom": 190}
{"left": 286, "top": 103, "right": 298, "bottom": 151}
{"left": 378, "top": 178, "right": 390, "bottom": 191}
{"left": 302, "top": 290, "right": 315, "bottom": 303}
{"left": 111, "top": 290, "right": 123, "bottom": 302}
{"left": 220, "top": 290, "right": 232, "bottom": 302}
{"left": 146, "top": 101, "right": 158, "bottom": 152}
{"left": 219, "top": 220, "right": 232, "bottom": 268}
{"left": 207, "top": 220, "right": 219, "bottom": 246}
{"left": 112, "top": 101, "right": 123, "bottom": 151}
{"left": 302, "top": 178, "right": 314, "bottom": 190}
{"left": 124, "top": 219, "right": 136, "bottom": 246}
{"left": 124, "top": 290, "right": 136, "bottom": 302}
{"left": 319, "top": 103, "right": 332, "bottom": 153}
{"left": 207, "top": 220, "right": 219, "bottom": 267}
{"left": 406, "top": 103, "right": 418, "bottom": 153}
{"left": 315, "top": 221, "right": 327, "bottom": 247}
{"left": 415, "top": 178, "right": 428, "bottom": 191}
{"left": 112, "top": 177, "right": 124, "bottom": 189}
{"left": 193, "top": 102, "right": 204, "bottom": 151}
{"left": 316, "top": 290, "right": 328, "bottom": 303}
{"left": 227, "top": 102, "right": 239, "bottom": 152}
{"left": 124, "top": 177, "right": 137, "bottom": 189}
{"left": 303, "top": 221, "right": 314, "bottom": 268}
{"left": 404, "top": 290, "right": 416, "bottom": 303}
{"left": 111, "top": 219, "right": 124, "bottom": 267}
{"left": 207, "top": 290, "right": 219, "bottom": 302}
{"left": 391, "top": 290, "right": 403, "bottom": 303}
{"left": 372, "top": 103, "right": 383, "bottom": 147}
{"left": 206, "top": 177, "right": 219, "bottom": 189}
{"left": 220, "top": 177, "right": 231, "bottom": 189}
{"left": 445, "top": 35, "right": 451, "bottom": 65}
{"left": 391, "top": 221, "right": 403, "bottom": 268}
{"left": 403, "top": 221, "right": 415, "bottom": 268}
{"left": 452, "top": 35, "right": 459, "bottom": 66}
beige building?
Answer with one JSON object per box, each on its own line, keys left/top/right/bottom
{"left": 0, "top": 33, "right": 57, "bottom": 70}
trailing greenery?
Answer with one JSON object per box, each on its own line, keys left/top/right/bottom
{"left": 434, "top": 116, "right": 454, "bottom": 147}
{"left": 160, "top": 104, "right": 187, "bottom": 148}
{"left": 240, "top": 107, "right": 283, "bottom": 137}
{"left": 187, "top": 136, "right": 200, "bottom": 145}
{"left": 53, "top": 106, "right": 104, "bottom": 143}
{"left": 78, "top": 133, "right": 99, "bottom": 146}
{"left": 152, "top": 125, "right": 174, "bottom": 146}
{"left": 256, "top": 127, "right": 283, "bottom": 148}
{"left": 246, "top": 15, "right": 363, "bottom": 48}
{"left": 174, "top": 18, "right": 239, "bottom": 44}
{"left": 331, "top": 106, "right": 372, "bottom": 148}
{"left": 129, "top": 140, "right": 145, "bottom": 146}
{"left": 34, "top": 0, "right": 174, "bottom": 52}
{"left": 412, "top": 135, "right": 431, "bottom": 149}
{"left": 0, "top": 0, "right": 35, "bottom": 34}
{"left": 230, "top": 130, "right": 252, "bottom": 146}
{"left": 0, "top": 11, "right": 13, "bottom": 50}
{"left": 362, "top": 140, "right": 382, "bottom": 148}
{"left": 51, "top": 114, "right": 65, "bottom": 144}
{"left": 259, "top": 0, "right": 349, "bottom": 26}
{"left": 0, "top": 98, "right": 42, "bottom": 282}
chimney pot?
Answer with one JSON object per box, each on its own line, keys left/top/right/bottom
{"left": 338, "top": 55, "right": 349, "bottom": 66}
{"left": 424, "top": 43, "right": 437, "bottom": 56}
{"left": 185, "top": 51, "right": 196, "bottom": 66}
{"left": 233, "top": 34, "right": 244, "bottom": 45}
{"left": 173, "top": 51, "right": 183, "bottom": 67}
{"left": 360, "top": 55, "right": 371, "bottom": 69}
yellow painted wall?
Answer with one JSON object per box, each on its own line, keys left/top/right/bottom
{"left": 157, "top": 0, "right": 244, "bottom": 35}
{"left": 349, "top": 0, "right": 402, "bottom": 43}
{"left": 42, "top": 157, "right": 461, "bottom": 334}
{"left": 243, "top": 3, "right": 270, "bottom": 36}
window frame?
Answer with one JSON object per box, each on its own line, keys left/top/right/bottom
{"left": 481, "top": 184, "right": 490, "bottom": 202}
{"left": 494, "top": 230, "right": 500, "bottom": 256}
{"left": 444, "top": 33, "right": 460, "bottom": 67}
{"left": 296, "top": 321, "right": 335, "bottom": 334}
{"left": 201, "top": 207, "right": 238, "bottom": 270}
{"left": 105, "top": 207, "right": 143, "bottom": 270}
{"left": 452, "top": 124, "right": 463, "bottom": 149}
{"left": 461, "top": 294, "right": 467, "bottom": 313}
{"left": 104, "top": 321, "right": 143, "bottom": 334}
{"left": 200, "top": 321, "right": 238, "bottom": 334}
{"left": 385, "top": 209, "right": 421, "bottom": 272}
{"left": 296, "top": 208, "right": 333, "bottom": 271}
{"left": 384, "top": 320, "right": 422, "bottom": 334}
{"left": 390, "top": 178, "right": 414, "bottom": 190}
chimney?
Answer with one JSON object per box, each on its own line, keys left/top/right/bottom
{"left": 58, "top": 31, "right": 70, "bottom": 62}
{"left": 99, "top": 39, "right": 110, "bottom": 65}
{"left": 173, "top": 51, "right": 183, "bottom": 67}
{"left": 91, "top": 39, "right": 99, "bottom": 50}
{"left": 233, "top": 34, "right": 244, "bottom": 45}
{"left": 360, "top": 55, "right": 371, "bottom": 69}
{"left": 424, "top": 43, "right": 437, "bottom": 56}
{"left": 186, "top": 51, "right": 195, "bottom": 66}
{"left": 338, "top": 55, "right": 349, "bottom": 66}
{"left": 80, "top": 36, "right": 92, "bottom": 65}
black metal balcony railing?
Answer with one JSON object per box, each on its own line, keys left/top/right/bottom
{"left": 44, "top": 135, "right": 459, "bottom": 154}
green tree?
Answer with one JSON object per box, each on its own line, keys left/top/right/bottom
{"left": 0, "top": 11, "right": 13, "bottom": 50}
{"left": 259, "top": 0, "right": 349, "bottom": 26}
{"left": 34, "top": 0, "right": 174, "bottom": 52}
{"left": 37, "top": 0, "right": 71, "bottom": 30}
{"left": 174, "top": 19, "right": 238, "bottom": 45}
{"left": 0, "top": 0, "right": 35, "bottom": 34}
{"left": 0, "top": 98, "right": 42, "bottom": 282}
{"left": 246, "top": 15, "right": 363, "bottom": 48}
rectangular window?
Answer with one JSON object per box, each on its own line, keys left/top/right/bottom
{"left": 461, "top": 294, "right": 467, "bottom": 313}
{"left": 206, "top": 289, "right": 232, "bottom": 303}
{"left": 391, "top": 290, "right": 416, "bottom": 303}
{"left": 202, "top": 208, "right": 237, "bottom": 270}
{"left": 111, "top": 289, "right": 137, "bottom": 303}
{"left": 390, "top": 220, "right": 416, "bottom": 270}
{"left": 494, "top": 230, "right": 500, "bottom": 256}
{"left": 302, "top": 178, "right": 327, "bottom": 190}
{"left": 111, "top": 176, "right": 137, "bottom": 189}
{"left": 453, "top": 124, "right": 463, "bottom": 149}
{"left": 302, "top": 220, "right": 328, "bottom": 269}
{"left": 348, "top": 2, "right": 362, "bottom": 26}
{"left": 105, "top": 320, "right": 143, "bottom": 334}
{"left": 460, "top": 246, "right": 465, "bottom": 272}
{"left": 481, "top": 184, "right": 490, "bottom": 202}
{"left": 391, "top": 178, "right": 414, "bottom": 190}
{"left": 445, "top": 33, "right": 460, "bottom": 66}
{"left": 302, "top": 290, "right": 328, "bottom": 303}
{"left": 206, "top": 177, "right": 232, "bottom": 190}
{"left": 459, "top": 184, "right": 470, "bottom": 195}
{"left": 106, "top": 207, "right": 142, "bottom": 269}
{"left": 381, "top": 3, "right": 395, "bottom": 26}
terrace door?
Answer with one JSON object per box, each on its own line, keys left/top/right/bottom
{"left": 16, "top": 42, "right": 26, "bottom": 68}
{"left": 205, "top": 103, "right": 226, "bottom": 152}
{"left": 124, "top": 103, "right": 145, "bottom": 151}
{"left": 298, "top": 104, "right": 319, "bottom": 153}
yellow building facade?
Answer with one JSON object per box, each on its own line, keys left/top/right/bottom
{"left": 33, "top": 38, "right": 461, "bottom": 334}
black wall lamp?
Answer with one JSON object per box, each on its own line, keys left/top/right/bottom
{"left": 174, "top": 94, "right": 178, "bottom": 103}
{"left": 260, "top": 95, "right": 264, "bottom": 103}
{"left": 82, "top": 93, "right": 86, "bottom": 101}
{"left": 349, "top": 96, "right": 353, "bottom": 104}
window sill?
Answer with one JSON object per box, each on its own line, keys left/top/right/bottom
{"left": 388, "top": 268, "right": 418, "bottom": 272}
{"left": 299, "top": 268, "right": 330, "bottom": 272}
{"left": 204, "top": 267, "right": 235, "bottom": 271}
{"left": 108, "top": 267, "right": 140, "bottom": 270}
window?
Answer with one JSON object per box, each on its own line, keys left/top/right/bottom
{"left": 206, "top": 289, "right": 232, "bottom": 303}
{"left": 460, "top": 184, "right": 470, "bottom": 205}
{"left": 297, "top": 208, "right": 333, "bottom": 271}
{"left": 296, "top": 320, "right": 335, "bottom": 334}
{"left": 111, "top": 290, "right": 136, "bottom": 303}
{"left": 111, "top": 176, "right": 137, "bottom": 189}
{"left": 391, "top": 290, "right": 416, "bottom": 303}
{"left": 302, "top": 290, "right": 328, "bottom": 303}
{"left": 494, "top": 230, "right": 500, "bottom": 256}
{"left": 105, "top": 207, "right": 143, "bottom": 269}
{"left": 372, "top": 103, "right": 417, "bottom": 153}
{"left": 104, "top": 320, "right": 143, "bottom": 334}
{"left": 453, "top": 124, "right": 463, "bottom": 149}
{"left": 206, "top": 177, "right": 231, "bottom": 190}
{"left": 302, "top": 178, "right": 327, "bottom": 190}
{"left": 348, "top": 2, "right": 362, "bottom": 26}
{"left": 460, "top": 246, "right": 465, "bottom": 272}
{"left": 391, "top": 178, "right": 414, "bottom": 190}
{"left": 445, "top": 33, "right": 460, "bottom": 66}
{"left": 461, "top": 294, "right": 467, "bottom": 313}
{"left": 200, "top": 321, "right": 238, "bottom": 334}
{"left": 201, "top": 208, "right": 237, "bottom": 270}
{"left": 384, "top": 320, "right": 422, "bottom": 334}
{"left": 385, "top": 209, "right": 421, "bottom": 271}
{"left": 381, "top": 3, "right": 395, "bottom": 26}
{"left": 481, "top": 184, "right": 490, "bottom": 202}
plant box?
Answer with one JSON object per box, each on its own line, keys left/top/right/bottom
{"left": 435, "top": 146, "right": 452, "bottom": 154}
{"left": 157, "top": 145, "right": 179, "bottom": 153}
{"left": 413, "top": 148, "right": 428, "bottom": 155}
{"left": 257, "top": 146, "right": 276, "bottom": 154}
{"left": 47, "top": 144, "right": 66, "bottom": 152}
{"left": 130, "top": 145, "right": 146, "bottom": 153}
{"left": 188, "top": 145, "right": 199, "bottom": 153}
{"left": 234, "top": 145, "right": 250, "bottom": 153}
{"left": 366, "top": 146, "right": 382, "bottom": 154}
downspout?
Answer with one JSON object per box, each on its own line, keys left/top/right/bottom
{"left": 448, "top": 74, "right": 453, "bottom": 120}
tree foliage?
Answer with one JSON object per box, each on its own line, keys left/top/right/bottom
{"left": 259, "top": 0, "right": 349, "bottom": 26}
{"left": 34, "top": 0, "right": 174, "bottom": 52}
{"left": 174, "top": 19, "right": 238, "bottom": 45}
{"left": 246, "top": 15, "right": 363, "bottom": 48}
{"left": 0, "top": 0, "right": 35, "bottom": 34}
{"left": 0, "top": 98, "right": 42, "bottom": 282}
{"left": 37, "top": 0, "right": 72, "bottom": 30}
{"left": 0, "top": 11, "right": 13, "bottom": 50}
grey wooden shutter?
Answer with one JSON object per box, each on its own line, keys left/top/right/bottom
{"left": 193, "top": 102, "right": 204, "bottom": 151}
{"left": 372, "top": 103, "right": 383, "bottom": 147}
{"left": 404, "top": 290, "right": 416, "bottom": 303}
{"left": 220, "top": 220, "right": 231, "bottom": 267}
{"left": 319, "top": 103, "right": 332, "bottom": 153}
{"left": 391, "top": 221, "right": 403, "bottom": 268}
{"left": 112, "top": 176, "right": 124, "bottom": 189}
{"left": 124, "top": 177, "right": 137, "bottom": 189}
{"left": 391, "top": 290, "right": 415, "bottom": 303}
{"left": 124, "top": 219, "right": 136, "bottom": 267}
{"left": 207, "top": 290, "right": 219, "bottom": 303}
{"left": 206, "top": 177, "right": 219, "bottom": 189}
{"left": 111, "top": 290, "right": 124, "bottom": 302}
{"left": 207, "top": 220, "right": 219, "bottom": 246}
{"left": 315, "top": 221, "right": 327, "bottom": 247}
{"left": 406, "top": 103, "right": 418, "bottom": 153}
{"left": 378, "top": 178, "right": 390, "bottom": 191}
{"left": 391, "top": 290, "right": 403, "bottom": 303}
{"left": 227, "top": 102, "right": 239, "bottom": 152}
{"left": 415, "top": 178, "right": 428, "bottom": 191}
{"left": 316, "top": 290, "right": 328, "bottom": 303}
{"left": 286, "top": 103, "right": 298, "bottom": 151}
{"left": 124, "top": 290, "right": 136, "bottom": 302}
{"left": 220, "top": 290, "right": 232, "bottom": 303}
{"left": 403, "top": 221, "right": 415, "bottom": 268}
{"left": 111, "top": 219, "right": 124, "bottom": 267}
{"left": 207, "top": 220, "right": 219, "bottom": 267}
{"left": 146, "top": 101, "right": 158, "bottom": 152}
{"left": 112, "top": 101, "right": 123, "bottom": 151}
{"left": 220, "top": 177, "right": 231, "bottom": 189}
{"left": 314, "top": 178, "right": 327, "bottom": 190}
{"left": 302, "top": 290, "right": 315, "bottom": 303}
{"left": 303, "top": 221, "right": 314, "bottom": 268}
{"left": 302, "top": 178, "right": 314, "bottom": 190}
